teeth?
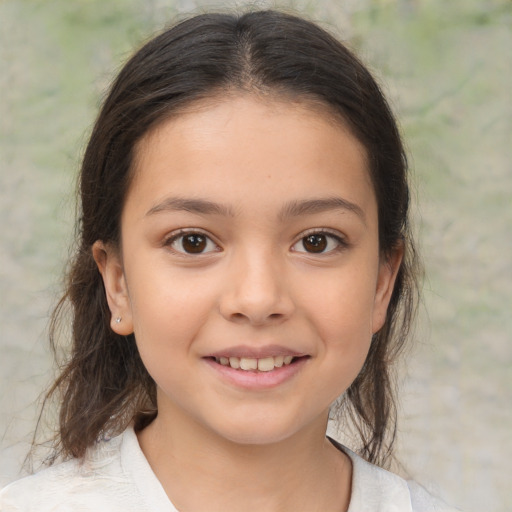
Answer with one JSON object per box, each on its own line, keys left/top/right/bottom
{"left": 240, "top": 357, "right": 258, "bottom": 370}
{"left": 215, "top": 355, "right": 297, "bottom": 371}
{"left": 257, "top": 357, "right": 275, "bottom": 372}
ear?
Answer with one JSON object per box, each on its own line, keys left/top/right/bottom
{"left": 92, "top": 241, "right": 134, "bottom": 335}
{"left": 372, "top": 244, "right": 404, "bottom": 334}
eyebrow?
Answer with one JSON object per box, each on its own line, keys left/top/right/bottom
{"left": 278, "top": 197, "right": 366, "bottom": 224}
{"left": 146, "top": 197, "right": 235, "bottom": 217}
{"left": 146, "top": 195, "right": 365, "bottom": 224}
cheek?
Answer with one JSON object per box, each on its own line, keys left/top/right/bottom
{"left": 125, "top": 262, "right": 219, "bottom": 350}
{"left": 299, "top": 264, "right": 378, "bottom": 338}
{"left": 296, "top": 262, "right": 378, "bottom": 385}
{"left": 126, "top": 281, "right": 207, "bottom": 391}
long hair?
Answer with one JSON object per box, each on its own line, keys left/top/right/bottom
{"left": 42, "top": 9, "right": 420, "bottom": 468}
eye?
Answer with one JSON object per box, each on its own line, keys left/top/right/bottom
{"left": 167, "top": 231, "right": 219, "bottom": 255}
{"left": 291, "top": 232, "right": 346, "bottom": 254}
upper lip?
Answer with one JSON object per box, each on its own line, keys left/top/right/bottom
{"left": 206, "top": 345, "right": 307, "bottom": 359}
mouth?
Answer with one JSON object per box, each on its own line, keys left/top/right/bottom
{"left": 208, "top": 355, "right": 308, "bottom": 372}
{"left": 204, "top": 350, "right": 310, "bottom": 389}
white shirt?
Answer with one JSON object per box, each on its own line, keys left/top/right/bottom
{"left": 0, "top": 427, "right": 460, "bottom": 511}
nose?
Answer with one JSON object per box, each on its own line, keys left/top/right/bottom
{"left": 219, "top": 248, "right": 295, "bottom": 326}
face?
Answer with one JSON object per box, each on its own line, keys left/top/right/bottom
{"left": 94, "top": 95, "right": 401, "bottom": 446}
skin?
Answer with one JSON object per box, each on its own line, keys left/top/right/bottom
{"left": 93, "top": 95, "right": 402, "bottom": 512}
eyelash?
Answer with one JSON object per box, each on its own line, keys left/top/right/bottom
{"left": 163, "top": 228, "right": 348, "bottom": 256}
{"left": 291, "top": 229, "right": 348, "bottom": 255}
{"left": 164, "top": 229, "right": 221, "bottom": 256}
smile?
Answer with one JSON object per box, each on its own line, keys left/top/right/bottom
{"left": 214, "top": 355, "right": 295, "bottom": 372}
{"left": 204, "top": 352, "right": 310, "bottom": 390}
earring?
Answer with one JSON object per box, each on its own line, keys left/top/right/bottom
{"left": 115, "top": 317, "right": 122, "bottom": 323}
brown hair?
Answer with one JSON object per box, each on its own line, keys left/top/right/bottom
{"left": 42, "top": 9, "right": 419, "bottom": 468}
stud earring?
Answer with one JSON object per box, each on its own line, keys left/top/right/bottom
{"left": 115, "top": 317, "right": 122, "bottom": 323}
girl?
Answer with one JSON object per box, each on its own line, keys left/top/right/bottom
{"left": 1, "top": 9, "right": 459, "bottom": 512}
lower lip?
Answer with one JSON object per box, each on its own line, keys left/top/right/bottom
{"left": 204, "top": 357, "right": 309, "bottom": 390}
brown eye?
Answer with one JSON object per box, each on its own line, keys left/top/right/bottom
{"left": 169, "top": 232, "right": 218, "bottom": 255}
{"left": 182, "top": 234, "right": 207, "bottom": 253}
{"left": 291, "top": 232, "right": 345, "bottom": 254}
{"left": 303, "top": 234, "right": 328, "bottom": 253}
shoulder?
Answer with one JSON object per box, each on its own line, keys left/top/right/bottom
{"left": 0, "top": 429, "right": 149, "bottom": 512}
{"left": 333, "top": 441, "right": 462, "bottom": 512}
{"left": 1, "top": 457, "right": 104, "bottom": 511}
{"left": 407, "top": 480, "right": 462, "bottom": 512}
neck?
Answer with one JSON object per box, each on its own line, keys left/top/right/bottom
{"left": 137, "top": 410, "right": 351, "bottom": 512}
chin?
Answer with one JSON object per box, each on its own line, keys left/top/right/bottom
{"left": 208, "top": 416, "right": 312, "bottom": 447}
{"left": 221, "top": 430, "right": 295, "bottom": 447}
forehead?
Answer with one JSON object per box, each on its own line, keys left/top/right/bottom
{"left": 134, "top": 92, "right": 368, "bottom": 167}
{"left": 127, "top": 94, "right": 375, "bottom": 220}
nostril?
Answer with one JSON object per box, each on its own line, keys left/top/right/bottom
{"left": 219, "top": 287, "right": 294, "bottom": 325}
{"left": 230, "top": 312, "right": 247, "bottom": 322}
{"left": 227, "top": 311, "right": 284, "bottom": 324}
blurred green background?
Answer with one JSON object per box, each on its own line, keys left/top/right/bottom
{"left": 1, "top": 0, "right": 511, "bottom": 510}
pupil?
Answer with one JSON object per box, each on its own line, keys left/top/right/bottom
{"left": 182, "top": 234, "right": 206, "bottom": 253}
{"left": 303, "top": 234, "right": 327, "bottom": 253}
